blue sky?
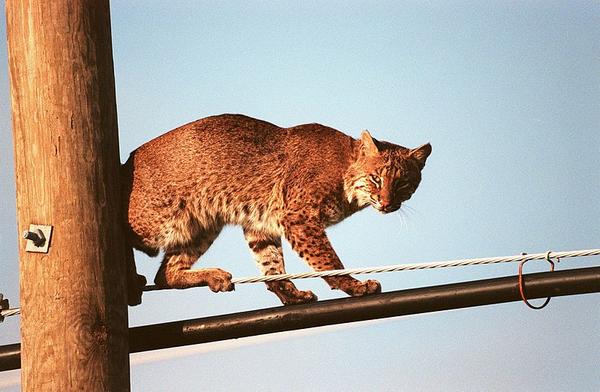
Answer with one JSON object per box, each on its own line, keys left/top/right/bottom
{"left": 1, "top": 1, "right": 599, "bottom": 391}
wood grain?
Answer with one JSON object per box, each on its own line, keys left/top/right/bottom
{"left": 6, "top": 1, "right": 130, "bottom": 390}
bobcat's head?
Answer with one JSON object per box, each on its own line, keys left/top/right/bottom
{"left": 345, "top": 130, "right": 431, "bottom": 213}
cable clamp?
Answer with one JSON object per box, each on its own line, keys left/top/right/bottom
{"left": 0, "top": 294, "right": 9, "bottom": 323}
{"left": 518, "top": 251, "right": 557, "bottom": 310}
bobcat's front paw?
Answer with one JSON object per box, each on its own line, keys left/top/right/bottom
{"left": 281, "top": 289, "right": 318, "bottom": 305}
{"left": 276, "top": 290, "right": 319, "bottom": 305}
{"left": 207, "top": 269, "right": 235, "bottom": 292}
{"left": 336, "top": 278, "right": 381, "bottom": 297}
{"left": 267, "top": 280, "right": 318, "bottom": 305}
{"left": 345, "top": 279, "right": 382, "bottom": 297}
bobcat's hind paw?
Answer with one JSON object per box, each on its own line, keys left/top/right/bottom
{"left": 206, "top": 269, "right": 235, "bottom": 293}
{"left": 127, "top": 274, "right": 147, "bottom": 306}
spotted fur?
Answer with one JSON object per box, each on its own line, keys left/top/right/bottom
{"left": 122, "top": 114, "right": 431, "bottom": 305}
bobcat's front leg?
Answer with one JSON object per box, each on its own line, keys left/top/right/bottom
{"left": 244, "top": 228, "right": 317, "bottom": 305}
{"left": 282, "top": 215, "right": 381, "bottom": 297}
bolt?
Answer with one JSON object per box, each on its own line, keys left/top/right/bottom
{"left": 23, "top": 229, "right": 45, "bottom": 247}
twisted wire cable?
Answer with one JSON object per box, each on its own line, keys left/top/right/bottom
{"left": 142, "top": 248, "right": 600, "bottom": 290}
{"left": 3, "top": 249, "right": 599, "bottom": 314}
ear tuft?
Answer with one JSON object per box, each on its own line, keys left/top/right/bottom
{"left": 411, "top": 143, "right": 432, "bottom": 168}
{"left": 360, "top": 130, "right": 379, "bottom": 157}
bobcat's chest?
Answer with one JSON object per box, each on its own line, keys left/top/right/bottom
{"left": 320, "top": 197, "right": 357, "bottom": 227}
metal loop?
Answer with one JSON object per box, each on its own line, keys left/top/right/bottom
{"left": 518, "top": 252, "right": 555, "bottom": 310}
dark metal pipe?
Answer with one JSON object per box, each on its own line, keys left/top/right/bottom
{"left": 0, "top": 344, "right": 20, "bottom": 372}
{"left": 1, "top": 266, "right": 599, "bottom": 371}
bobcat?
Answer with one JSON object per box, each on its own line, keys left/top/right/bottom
{"left": 123, "top": 114, "right": 431, "bottom": 305}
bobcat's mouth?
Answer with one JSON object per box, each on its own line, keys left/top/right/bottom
{"left": 373, "top": 202, "right": 401, "bottom": 214}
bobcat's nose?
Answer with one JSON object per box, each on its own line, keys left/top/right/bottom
{"left": 379, "top": 199, "right": 396, "bottom": 213}
{"left": 378, "top": 199, "right": 401, "bottom": 213}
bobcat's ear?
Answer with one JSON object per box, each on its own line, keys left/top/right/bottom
{"left": 360, "top": 130, "right": 379, "bottom": 157}
{"left": 410, "top": 143, "right": 432, "bottom": 169}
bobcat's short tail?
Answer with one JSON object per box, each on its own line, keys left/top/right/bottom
{"left": 122, "top": 158, "right": 147, "bottom": 306}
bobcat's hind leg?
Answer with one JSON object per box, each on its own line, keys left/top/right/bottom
{"left": 244, "top": 228, "right": 317, "bottom": 305}
{"left": 155, "top": 227, "right": 234, "bottom": 293}
{"left": 125, "top": 245, "right": 147, "bottom": 306}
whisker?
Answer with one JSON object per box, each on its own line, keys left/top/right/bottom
{"left": 400, "top": 204, "right": 421, "bottom": 220}
{"left": 394, "top": 209, "right": 409, "bottom": 231}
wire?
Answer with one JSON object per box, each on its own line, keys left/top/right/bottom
{"left": 0, "top": 308, "right": 20, "bottom": 318}
{"left": 144, "top": 248, "right": 600, "bottom": 290}
{"left": 2, "top": 248, "right": 599, "bottom": 318}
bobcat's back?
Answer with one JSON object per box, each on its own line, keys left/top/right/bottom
{"left": 123, "top": 114, "right": 355, "bottom": 254}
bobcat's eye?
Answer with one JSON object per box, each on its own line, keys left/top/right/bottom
{"left": 369, "top": 174, "right": 382, "bottom": 188}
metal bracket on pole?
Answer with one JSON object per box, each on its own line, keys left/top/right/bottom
{"left": 0, "top": 294, "right": 9, "bottom": 323}
{"left": 23, "top": 224, "right": 53, "bottom": 253}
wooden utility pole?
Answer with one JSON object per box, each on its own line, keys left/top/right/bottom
{"left": 6, "top": 1, "right": 130, "bottom": 390}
